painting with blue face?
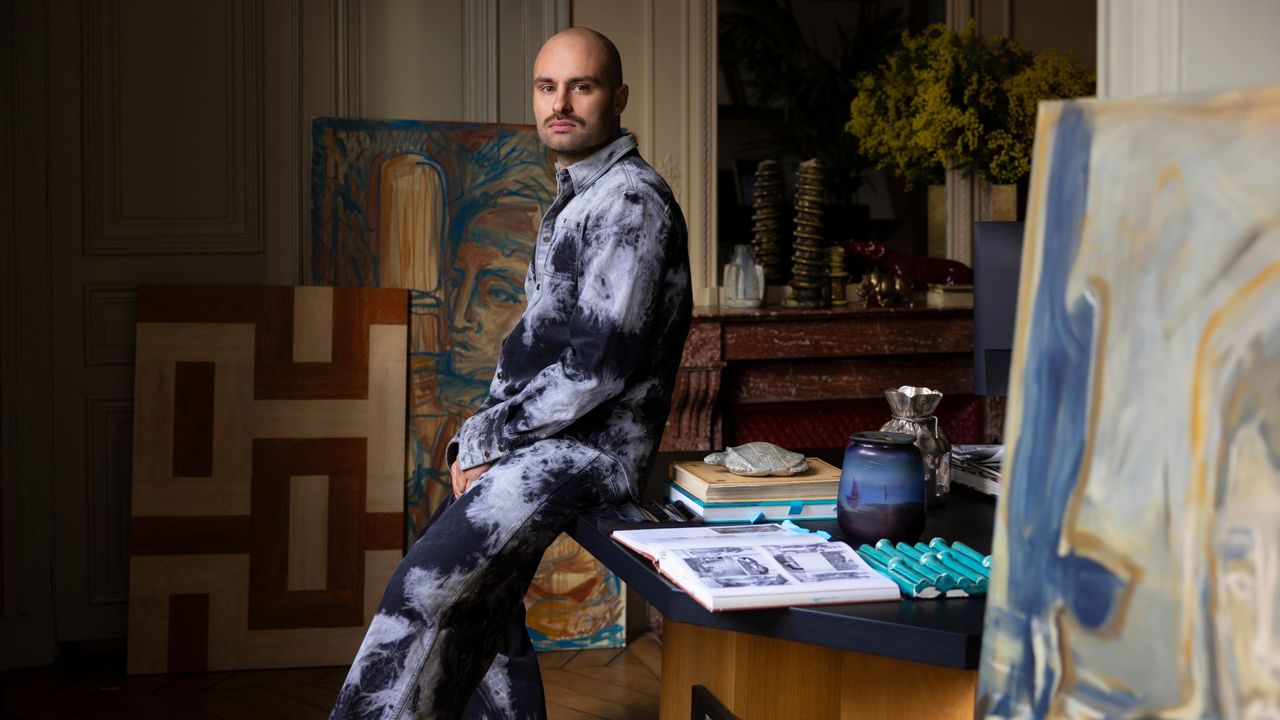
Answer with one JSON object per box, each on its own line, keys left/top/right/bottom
{"left": 443, "top": 205, "right": 537, "bottom": 407}
{"left": 309, "top": 118, "right": 554, "bottom": 529}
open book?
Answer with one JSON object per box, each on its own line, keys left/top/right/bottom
{"left": 612, "top": 524, "right": 900, "bottom": 611}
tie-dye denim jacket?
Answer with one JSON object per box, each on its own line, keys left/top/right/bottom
{"left": 448, "top": 133, "right": 692, "bottom": 501}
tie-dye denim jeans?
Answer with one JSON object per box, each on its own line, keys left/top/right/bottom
{"left": 330, "top": 438, "right": 628, "bottom": 720}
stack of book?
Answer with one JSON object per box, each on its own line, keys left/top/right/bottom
{"left": 665, "top": 458, "right": 841, "bottom": 523}
{"left": 950, "top": 444, "right": 1003, "bottom": 496}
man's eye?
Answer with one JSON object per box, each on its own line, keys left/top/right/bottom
{"left": 572, "top": 84, "right": 590, "bottom": 92}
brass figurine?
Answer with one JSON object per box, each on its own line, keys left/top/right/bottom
{"left": 828, "top": 245, "right": 849, "bottom": 307}
{"left": 858, "top": 269, "right": 912, "bottom": 307}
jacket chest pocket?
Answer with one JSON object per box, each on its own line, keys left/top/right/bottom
{"left": 542, "top": 218, "right": 582, "bottom": 278}
{"left": 528, "top": 271, "right": 578, "bottom": 322}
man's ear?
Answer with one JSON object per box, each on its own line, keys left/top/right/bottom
{"left": 613, "top": 83, "right": 629, "bottom": 116}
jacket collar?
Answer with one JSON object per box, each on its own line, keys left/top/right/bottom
{"left": 559, "top": 133, "right": 637, "bottom": 194}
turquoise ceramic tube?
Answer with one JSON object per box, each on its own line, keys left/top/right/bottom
{"left": 858, "top": 544, "right": 896, "bottom": 568}
{"left": 896, "top": 542, "right": 925, "bottom": 561}
{"left": 936, "top": 550, "right": 985, "bottom": 586}
{"left": 855, "top": 550, "right": 921, "bottom": 596}
{"left": 887, "top": 557, "right": 933, "bottom": 585}
{"left": 952, "top": 541, "right": 992, "bottom": 568}
{"left": 920, "top": 555, "right": 963, "bottom": 592}
{"left": 913, "top": 557, "right": 956, "bottom": 592}
{"left": 874, "top": 540, "right": 917, "bottom": 565}
{"left": 944, "top": 548, "right": 990, "bottom": 578}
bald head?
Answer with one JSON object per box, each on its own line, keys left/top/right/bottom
{"left": 541, "top": 27, "right": 623, "bottom": 90}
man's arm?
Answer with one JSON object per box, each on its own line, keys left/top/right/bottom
{"left": 449, "top": 189, "right": 675, "bottom": 470}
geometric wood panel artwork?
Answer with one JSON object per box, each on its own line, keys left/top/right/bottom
{"left": 127, "top": 285, "right": 408, "bottom": 673}
{"left": 977, "top": 86, "right": 1280, "bottom": 716}
{"left": 309, "top": 118, "right": 625, "bottom": 650}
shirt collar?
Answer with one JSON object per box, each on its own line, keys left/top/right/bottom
{"left": 558, "top": 134, "right": 637, "bottom": 194}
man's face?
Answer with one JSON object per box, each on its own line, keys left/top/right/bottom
{"left": 532, "top": 33, "right": 627, "bottom": 165}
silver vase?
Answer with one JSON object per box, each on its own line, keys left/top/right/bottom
{"left": 880, "top": 385, "right": 951, "bottom": 507}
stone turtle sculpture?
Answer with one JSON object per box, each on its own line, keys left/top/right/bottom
{"left": 704, "top": 442, "right": 810, "bottom": 477}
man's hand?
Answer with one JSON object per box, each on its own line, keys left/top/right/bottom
{"left": 451, "top": 459, "right": 493, "bottom": 498}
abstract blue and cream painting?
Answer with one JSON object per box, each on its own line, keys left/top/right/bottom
{"left": 309, "top": 118, "right": 625, "bottom": 650}
{"left": 978, "top": 87, "right": 1280, "bottom": 717}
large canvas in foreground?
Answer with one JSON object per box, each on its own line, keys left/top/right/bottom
{"left": 310, "top": 118, "right": 625, "bottom": 650}
{"left": 978, "top": 87, "right": 1280, "bottom": 716}
{"left": 128, "top": 286, "right": 407, "bottom": 672}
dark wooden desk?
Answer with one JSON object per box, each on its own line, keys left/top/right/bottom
{"left": 569, "top": 450, "right": 996, "bottom": 719}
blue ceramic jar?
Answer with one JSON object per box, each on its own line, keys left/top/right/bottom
{"left": 837, "top": 431, "right": 927, "bottom": 544}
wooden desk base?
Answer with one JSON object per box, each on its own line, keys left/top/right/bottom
{"left": 661, "top": 620, "right": 977, "bottom": 720}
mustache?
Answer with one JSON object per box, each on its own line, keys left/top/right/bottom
{"left": 544, "top": 114, "right": 583, "bottom": 127}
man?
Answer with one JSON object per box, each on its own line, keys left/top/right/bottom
{"left": 331, "top": 27, "right": 692, "bottom": 720}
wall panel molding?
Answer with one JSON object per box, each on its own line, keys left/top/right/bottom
{"left": 576, "top": 0, "right": 717, "bottom": 305}
{"left": 1097, "top": 0, "right": 1183, "bottom": 98}
{"left": 644, "top": 1, "right": 660, "bottom": 192}
{"left": 1, "top": 0, "right": 57, "bottom": 669}
{"left": 83, "top": 0, "right": 264, "bottom": 255}
{"left": 505, "top": 0, "right": 571, "bottom": 125}
{"left": 464, "top": 0, "right": 499, "bottom": 122}
{"left": 83, "top": 284, "right": 138, "bottom": 366}
{"left": 289, "top": 0, "right": 305, "bottom": 282}
{"left": 687, "top": 0, "right": 717, "bottom": 305}
{"left": 84, "top": 395, "right": 133, "bottom": 606}
{"left": 942, "top": 0, "right": 1015, "bottom": 263}
{"left": 334, "top": 0, "right": 362, "bottom": 116}
{"left": 542, "top": 0, "right": 571, "bottom": 41}
{"left": 259, "top": 0, "right": 304, "bottom": 283}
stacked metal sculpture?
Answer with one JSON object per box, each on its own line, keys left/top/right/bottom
{"left": 750, "top": 160, "right": 787, "bottom": 284}
{"left": 784, "top": 158, "right": 828, "bottom": 308}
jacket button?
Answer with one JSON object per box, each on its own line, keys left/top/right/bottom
{"left": 541, "top": 234, "right": 551, "bottom": 243}
{"left": 497, "top": 443, "right": 507, "bottom": 452}
{"left": 496, "top": 370, "right": 505, "bottom": 380}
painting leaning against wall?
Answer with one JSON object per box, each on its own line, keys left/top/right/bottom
{"left": 977, "top": 86, "right": 1280, "bottom": 716}
{"left": 309, "top": 118, "right": 625, "bottom": 650}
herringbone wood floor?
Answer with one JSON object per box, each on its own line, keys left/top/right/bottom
{"left": 0, "top": 636, "right": 661, "bottom": 720}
